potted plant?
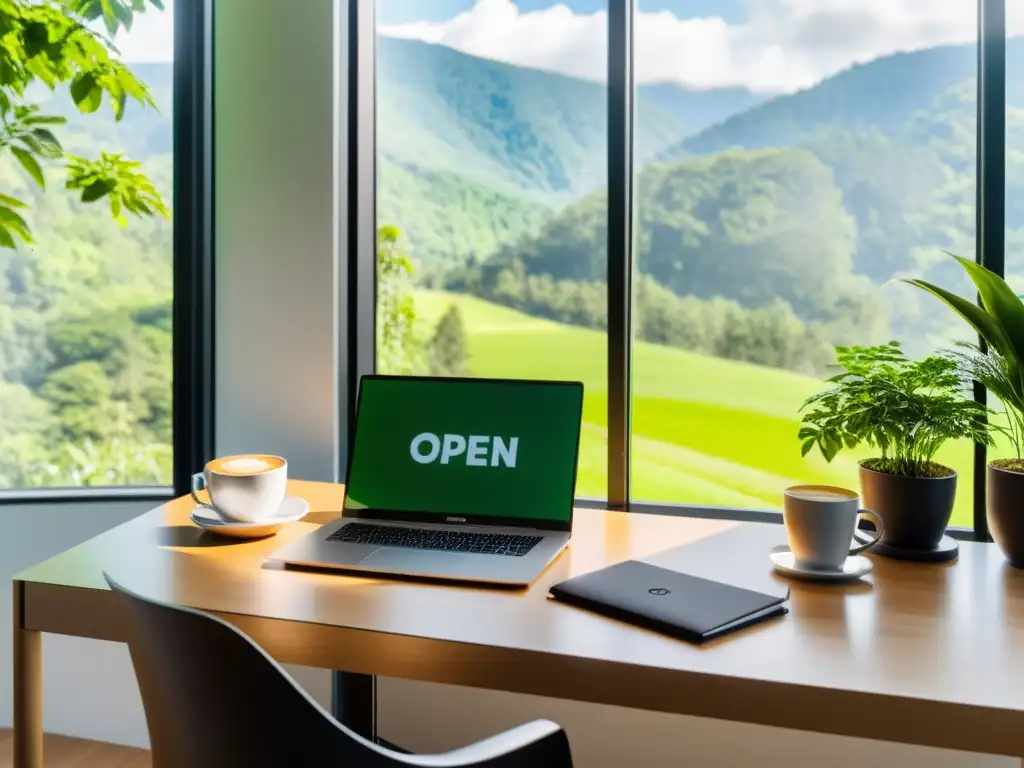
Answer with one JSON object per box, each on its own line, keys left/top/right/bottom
{"left": 908, "top": 255, "right": 1024, "bottom": 566}
{"left": 799, "top": 341, "right": 993, "bottom": 560}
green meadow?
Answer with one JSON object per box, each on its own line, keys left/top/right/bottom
{"left": 416, "top": 290, "right": 980, "bottom": 527}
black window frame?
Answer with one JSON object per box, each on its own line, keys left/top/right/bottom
{"left": 0, "top": 0, "right": 216, "bottom": 505}
{"left": 347, "top": 0, "right": 1007, "bottom": 542}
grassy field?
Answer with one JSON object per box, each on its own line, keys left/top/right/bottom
{"left": 415, "top": 290, "right": 979, "bottom": 527}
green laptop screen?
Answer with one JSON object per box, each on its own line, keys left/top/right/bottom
{"left": 344, "top": 377, "right": 583, "bottom": 523}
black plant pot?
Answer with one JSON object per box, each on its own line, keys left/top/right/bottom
{"left": 858, "top": 462, "right": 957, "bottom": 555}
{"left": 988, "top": 464, "right": 1024, "bottom": 568}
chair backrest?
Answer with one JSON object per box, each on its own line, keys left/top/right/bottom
{"left": 106, "top": 573, "right": 573, "bottom": 768}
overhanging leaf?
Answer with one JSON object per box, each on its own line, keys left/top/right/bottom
{"left": 113, "top": 90, "right": 127, "bottom": 121}
{"left": 70, "top": 73, "right": 103, "bottom": 113}
{"left": 0, "top": 206, "right": 30, "bottom": 232}
{"left": 81, "top": 179, "right": 117, "bottom": 203}
{"left": 0, "top": 193, "right": 27, "bottom": 209}
{"left": 101, "top": 0, "right": 120, "bottom": 35}
{"left": 11, "top": 147, "right": 45, "bottom": 189}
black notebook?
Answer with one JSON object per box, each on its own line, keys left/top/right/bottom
{"left": 549, "top": 559, "right": 788, "bottom": 643}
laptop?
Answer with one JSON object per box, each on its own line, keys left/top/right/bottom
{"left": 267, "top": 375, "right": 584, "bottom": 586}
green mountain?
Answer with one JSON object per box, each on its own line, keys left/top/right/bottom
{"left": 666, "top": 42, "right": 980, "bottom": 157}
{"left": 640, "top": 41, "right": 1018, "bottom": 303}
{"left": 462, "top": 39, "right": 1024, "bottom": 358}
{"left": 377, "top": 36, "right": 685, "bottom": 201}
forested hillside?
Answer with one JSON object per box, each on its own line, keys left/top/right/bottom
{"left": 455, "top": 38, "right": 1023, "bottom": 365}
{"left": 0, "top": 149, "right": 173, "bottom": 487}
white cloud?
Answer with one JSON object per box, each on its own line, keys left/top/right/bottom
{"left": 381, "top": 0, "right": 1024, "bottom": 93}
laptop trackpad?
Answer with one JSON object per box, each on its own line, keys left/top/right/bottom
{"left": 358, "top": 548, "right": 468, "bottom": 575}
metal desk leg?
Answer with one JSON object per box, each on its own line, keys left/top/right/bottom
{"left": 331, "top": 671, "right": 376, "bottom": 741}
{"left": 13, "top": 581, "right": 42, "bottom": 768}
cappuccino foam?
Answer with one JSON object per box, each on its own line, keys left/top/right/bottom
{"left": 786, "top": 485, "right": 856, "bottom": 502}
{"left": 209, "top": 455, "right": 284, "bottom": 476}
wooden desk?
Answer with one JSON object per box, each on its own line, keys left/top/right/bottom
{"left": 12, "top": 480, "right": 1024, "bottom": 766}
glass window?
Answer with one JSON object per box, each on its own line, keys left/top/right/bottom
{"left": 0, "top": 0, "right": 174, "bottom": 488}
{"left": 631, "top": 2, "right": 978, "bottom": 525}
{"left": 374, "top": 0, "right": 611, "bottom": 498}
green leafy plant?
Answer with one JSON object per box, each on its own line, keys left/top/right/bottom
{"left": 0, "top": 0, "right": 168, "bottom": 248}
{"left": 907, "top": 253, "right": 1024, "bottom": 468}
{"left": 799, "top": 341, "right": 993, "bottom": 477}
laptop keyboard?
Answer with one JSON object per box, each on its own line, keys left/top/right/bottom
{"left": 328, "top": 522, "right": 542, "bottom": 557}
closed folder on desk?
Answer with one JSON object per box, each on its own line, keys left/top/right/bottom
{"left": 549, "top": 559, "right": 788, "bottom": 643}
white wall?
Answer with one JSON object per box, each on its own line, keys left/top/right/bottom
{"left": 0, "top": 0, "right": 1013, "bottom": 763}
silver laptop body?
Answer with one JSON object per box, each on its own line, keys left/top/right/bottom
{"left": 266, "top": 376, "right": 582, "bottom": 587}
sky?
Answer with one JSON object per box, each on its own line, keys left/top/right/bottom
{"left": 107, "top": 0, "right": 174, "bottom": 63}
{"left": 115, "top": 0, "right": 1023, "bottom": 94}
{"left": 378, "top": 0, "right": 1005, "bottom": 93}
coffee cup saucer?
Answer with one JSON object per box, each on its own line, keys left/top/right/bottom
{"left": 190, "top": 497, "right": 309, "bottom": 539}
{"left": 769, "top": 547, "right": 873, "bottom": 583}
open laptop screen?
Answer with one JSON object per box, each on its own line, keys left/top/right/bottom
{"left": 344, "top": 376, "right": 583, "bottom": 529}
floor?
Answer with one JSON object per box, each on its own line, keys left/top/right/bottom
{"left": 0, "top": 731, "right": 150, "bottom": 767}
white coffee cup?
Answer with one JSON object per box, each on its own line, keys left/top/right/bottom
{"left": 191, "top": 454, "right": 288, "bottom": 523}
{"left": 783, "top": 485, "right": 884, "bottom": 571}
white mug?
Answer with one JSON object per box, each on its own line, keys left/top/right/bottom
{"left": 783, "top": 485, "right": 884, "bottom": 571}
{"left": 191, "top": 455, "right": 288, "bottom": 523}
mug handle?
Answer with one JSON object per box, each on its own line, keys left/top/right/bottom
{"left": 191, "top": 472, "right": 215, "bottom": 509}
{"left": 849, "top": 509, "right": 884, "bottom": 555}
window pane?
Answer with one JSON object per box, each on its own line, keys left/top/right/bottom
{"left": 631, "top": 2, "right": 978, "bottom": 525}
{"left": 0, "top": 1, "right": 174, "bottom": 488}
{"left": 375, "top": 0, "right": 612, "bottom": 498}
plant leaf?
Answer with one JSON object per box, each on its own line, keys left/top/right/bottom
{"left": 31, "top": 128, "right": 62, "bottom": 157}
{"left": 11, "top": 147, "right": 45, "bottom": 189}
{"left": 70, "top": 73, "right": 103, "bottom": 113}
{"left": 81, "top": 179, "right": 117, "bottom": 203}
{"left": 0, "top": 193, "right": 27, "bottom": 209}
{"left": 947, "top": 253, "right": 1024, "bottom": 362}
{"left": 904, "top": 278, "right": 1014, "bottom": 358}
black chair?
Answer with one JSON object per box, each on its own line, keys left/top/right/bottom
{"left": 105, "top": 574, "right": 573, "bottom": 768}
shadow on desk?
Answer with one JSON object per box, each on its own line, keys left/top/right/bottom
{"left": 156, "top": 526, "right": 251, "bottom": 549}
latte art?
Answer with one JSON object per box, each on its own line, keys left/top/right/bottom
{"left": 223, "top": 457, "right": 274, "bottom": 474}
{"left": 208, "top": 454, "right": 285, "bottom": 476}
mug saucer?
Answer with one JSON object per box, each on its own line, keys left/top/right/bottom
{"left": 190, "top": 497, "right": 309, "bottom": 539}
{"left": 769, "top": 548, "right": 873, "bottom": 582}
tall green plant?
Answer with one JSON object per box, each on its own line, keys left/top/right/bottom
{"left": 906, "top": 253, "right": 1024, "bottom": 459}
{"left": 799, "top": 341, "right": 993, "bottom": 477}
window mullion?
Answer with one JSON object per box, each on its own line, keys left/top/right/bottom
{"left": 607, "top": 0, "right": 634, "bottom": 509}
